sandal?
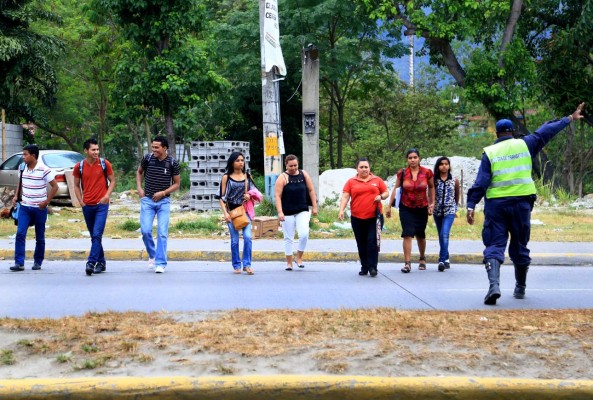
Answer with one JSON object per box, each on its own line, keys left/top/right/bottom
{"left": 418, "top": 257, "right": 427, "bottom": 270}
{"left": 285, "top": 266, "right": 293, "bottom": 271}
{"left": 294, "top": 260, "right": 305, "bottom": 269}
{"left": 243, "top": 267, "right": 255, "bottom": 275}
{"left": 233, "top": 269, "right": 242, "bottom": 274}
{"left": 401, "top": 262, "right": 411, "bottom": 273}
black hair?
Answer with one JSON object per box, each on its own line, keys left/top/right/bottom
{"left": 152, "top": 135, "right": 168, "bottom": 149}
{"left": 23, "top": 144, "right": 39, "bottom": 159}
{"left": 83, "top": 138, "right": 98, "bottom": 150}
{"left": 406, "top": 148, "right": 420, "bottom": 158}
{"left": 224, "top": 151, "right": 255, "bottom": 187}
{"left": 433, "top": 156, "right": 453, "bottom": 185}
{"left": 355, "top": 157, "right": 370, "bottom": 168}
{"left": 225, "top": 151, "right": 245, "bottom": 174}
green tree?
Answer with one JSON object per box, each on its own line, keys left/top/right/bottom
{"left": 361, "top": 0, "right": 534, "bottom": 124}
{"left": 361, "top": 0, "right": 592, "bottom": 186}
{"left": 331, "top": 72, "right": 459, "bottom": 177}
{"left": 282, "top": 0, "right": 407, "bottom": 168}
{"left": 28, "top": 0, "right": 122, "bottom": 151}
{"left": 208, "top": 0, "right": 407, "bottom": 171}
{"left": 205, "top": 0, "right": 308, "bottom": 173}
{"left": 94, "top": 0, "right": 228, "bottom": 151}
{"left": 0, "top": 0, "right": 63, "bottom": 123}
{"left": 531, "top": 0, "right": 593, "bottom": 195}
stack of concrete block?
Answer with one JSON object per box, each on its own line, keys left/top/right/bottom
{"left": 189, "top": 141, "right": 250, "bottom": 211}
{"left": 0, "top": 124, "right": 24, "bottom": 163}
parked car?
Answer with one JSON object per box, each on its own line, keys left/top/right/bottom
{"left": 0, "top": 150, "right": 85, "bottom": 202}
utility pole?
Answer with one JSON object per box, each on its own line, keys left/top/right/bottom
{"left": 301, "top": 44, "right": 320, "bottom": 197}
{"left": 404, "top": 29, "right": 415, "bottom": 89}
{"left": 260, "top": 0, "right": 286, "bottom": 199}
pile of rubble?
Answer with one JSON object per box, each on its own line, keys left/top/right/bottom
{"left": 318, "top": 156, "right": 482, "bottom": 207}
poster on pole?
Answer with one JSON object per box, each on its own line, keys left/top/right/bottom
{"left": 265, "top": 135, "right": 279, "bottom": 157}
{"left": 263, "top": 0, "right": 286, "bottom": 76}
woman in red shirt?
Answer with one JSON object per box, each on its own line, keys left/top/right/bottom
{"left": 387, "top": 149, "right": 435, "bottom": 273}
{"left": 338, "top": 158, "right": 389, "bottom": 277}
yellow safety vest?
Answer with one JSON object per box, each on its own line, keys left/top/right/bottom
{"left": 483, "top": 138, "right": 536, "bottom": 199}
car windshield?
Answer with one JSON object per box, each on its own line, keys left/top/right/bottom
{"left": 41, "top": 153, "right": 84, "bottom": 168}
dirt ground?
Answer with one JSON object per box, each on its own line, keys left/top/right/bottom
{"left": 1, "top": 309, "right": 592, "bottom": 380}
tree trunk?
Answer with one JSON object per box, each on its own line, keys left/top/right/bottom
{"left": 499, "top": 0, "right": 523, "bottom": 62}
{"left": 144, "top": 116, "right": 152, "bottom": 158}
{"left": 328, "top": 94, "right": 335, "bottom": 169}
{"left": 129, "top": 120, "right": 144, "bottom": 163}
{"left": 336, "top": 97, "right": 345, "bottom": 168}
{"left": 164, "top": 114, "right": 175, "bottom": 158}
{"left": 32, "top": 122, "right": 78, "bottom": 151}
{"left": 93, "top": 68, "right": 108, "bottom": 153}
{"left": 162, "top": 94, "right": 176, "bottom": 158}
{"left": 426, "top": 37, "right": 466, "bottom": 85}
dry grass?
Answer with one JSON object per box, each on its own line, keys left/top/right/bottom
{"left": 1, "top": 309, "right": 592, "bottom": 376}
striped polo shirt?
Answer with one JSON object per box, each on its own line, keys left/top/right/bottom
{"left": 140, "top": 154, "right": 181, "bottom": 198}
{"left": 21, "top": 165, "right": 56, "bottom": 207}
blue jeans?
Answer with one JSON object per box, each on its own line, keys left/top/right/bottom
{"left": 140, "top": 196, "right": 170, "bottom": 267}
{"left": 15, "top": 205, "right": 48, "bottom": 266}
{"left": 227, "top": 216, "right": 252, "bottom": 270}
{"left": 433, "top": 213, "right": 455, "bottom": 263}
{"left": 82, "top": 203, "right": 109, "bottom": 264}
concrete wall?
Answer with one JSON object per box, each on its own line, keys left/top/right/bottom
{"left": 0, "top": 124, "right": 24, "bottom": 163}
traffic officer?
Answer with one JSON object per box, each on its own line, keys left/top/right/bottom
{"left": 467, "top": 102, "right": 585, "bottom": 305}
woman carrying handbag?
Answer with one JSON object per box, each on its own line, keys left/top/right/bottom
{"left": 218, "top": 151, "right": 261, "bottom": 275}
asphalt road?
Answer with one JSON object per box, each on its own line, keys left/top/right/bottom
{"left": 2, "top": 261, "right": 593, "bottom": 318}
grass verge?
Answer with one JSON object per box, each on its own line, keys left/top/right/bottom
{"left": 1, "top": 309, "right": 592, "bottom": 378}
{"left": 0, "top": 203, "right": 592, "bottom": 241}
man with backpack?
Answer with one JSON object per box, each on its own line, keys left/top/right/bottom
{"left": 136, "top": 136, "right": 180, "bottom": 274}
{"left": 73, "top": 138, "right": 116, "bottom": 276}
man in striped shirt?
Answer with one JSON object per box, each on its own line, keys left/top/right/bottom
{"left": 136, "top": 136, "right": 181, "bottom": 273}
{"left": 10, "top": 145, "right": 58, "bottom": 271}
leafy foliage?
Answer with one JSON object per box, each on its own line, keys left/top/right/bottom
{"left": 94, "top": 0, "right": 229, "bottom": 149}
{"left": 334, "top": 74, "right": 460, "bottom": 177}
{"left": 282, "top": 0, "right": 408, "bottom": 167}
{"left": 0, "top": 0, "right": 64, "bottom": 122}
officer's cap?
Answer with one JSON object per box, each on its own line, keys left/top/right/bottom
{"left": 495, "top": 119, "right": 514, "bottom": 133}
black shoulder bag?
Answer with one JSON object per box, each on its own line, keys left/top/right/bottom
{"left": 10, "top": 164, "right": 30, "bottom": 226}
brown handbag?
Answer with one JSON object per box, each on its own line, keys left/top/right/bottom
{"left": 227, "top": 177, "right": 250, "bottom": 230}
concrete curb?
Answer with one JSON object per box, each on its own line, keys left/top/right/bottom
{"left": 1, "top": 250, "right": 592, "bottom": 266}
{"left": 1, "top": 376, "right": 593, "bottom": 399}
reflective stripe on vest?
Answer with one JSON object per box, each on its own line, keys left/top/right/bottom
{"left": 484, "top": 138, "right": 536, "bottom": 199}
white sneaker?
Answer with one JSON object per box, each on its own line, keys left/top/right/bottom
{"left": 155, "top": 266, "right": 165, "bottom": 274}
{"left": 148, "top": 258, "right": 155, "bottom": 269}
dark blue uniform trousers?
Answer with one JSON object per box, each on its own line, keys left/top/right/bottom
{"left": 482, "top": 199, "right": 531, "bottom": 266}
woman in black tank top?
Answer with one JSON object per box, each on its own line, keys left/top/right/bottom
{"left": 274, "top": 155, "right": 318, "bottom": 271}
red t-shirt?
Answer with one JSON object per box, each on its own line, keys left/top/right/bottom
{"left": 73, "top": 159, "right": 114, "bottom": 205}
{"left": 399, "top": 166, "right": 433, "bottom": 208}
{"left": 343, "top": 174, "right": 388, "bottom": 219}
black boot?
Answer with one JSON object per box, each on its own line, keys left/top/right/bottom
{"left": 484, "top": 259, "right": 501, "bottom": 305}
{"left": 513, "top": 264, "right": 529, "bottom": 299}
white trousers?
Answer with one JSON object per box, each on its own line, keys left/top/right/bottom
{"left": 282, "top": 211, "right": 311, "bottom": 255}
